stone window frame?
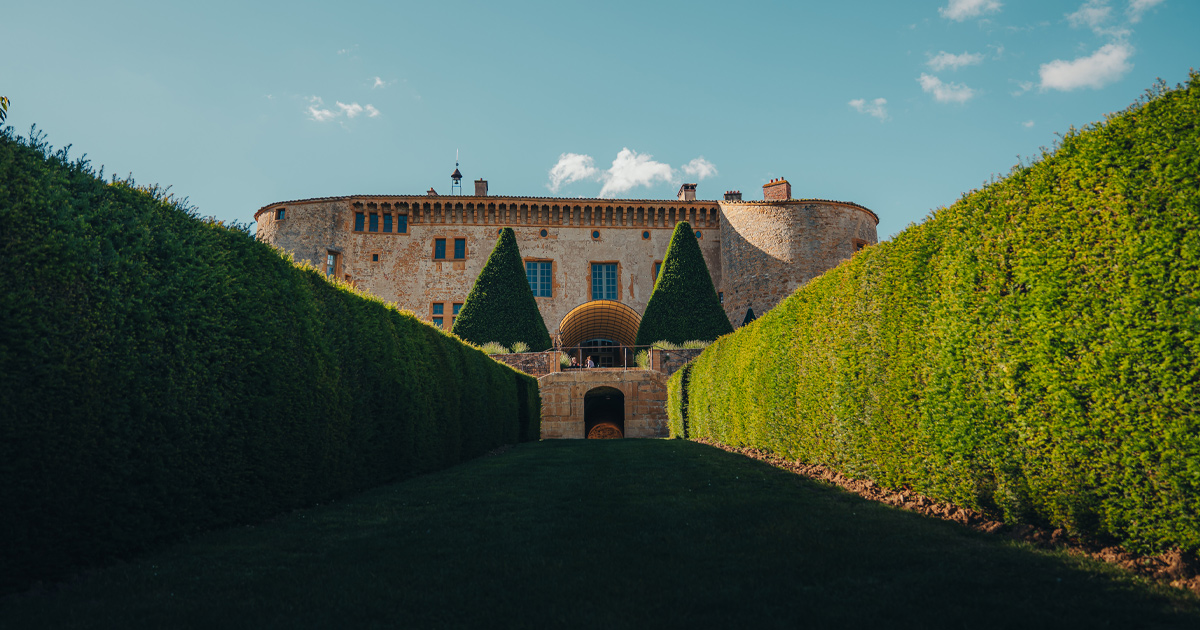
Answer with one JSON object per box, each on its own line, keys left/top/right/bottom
{"left": 524, "top": 257, "right": 555, "bottom": 299}
{"left": 453, "top": 237, "right": 468, "bottom": 260}
{"left": 351, "top": 210, "right": 410, "bottom": 235}
{"left": 432, "top": 235, "right": 470, "bottom": 261}
{"left": 325, "top": 249, "right": 341, "bottom": 278}
{"left": 432, "top": 238, "right": 447, "bottom": 260}
{"left": 588, "top": 261, "right": 621, "bottom": 302}
{"left": 852, "top": 238, "right": 869, "bottom": 252}
{"left": 652, "top": 259, "right": 663, "bottom": 283}
{"left": 430, "top": 302, "right": 446, "bottom": 329}
{"left": 275, "top": 208, "right": 286, "bottom": 221}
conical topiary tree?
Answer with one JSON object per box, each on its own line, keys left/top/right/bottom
{"left": 451, "top": 228, "right": 552, "bottom": 351}
{"left": 635, "top": 221, "right": 733, "bottom": 346}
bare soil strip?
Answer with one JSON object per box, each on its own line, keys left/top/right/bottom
{"left": 697, "top": 438, "right": 1200, "bottom": 595}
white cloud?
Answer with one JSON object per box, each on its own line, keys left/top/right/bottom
{"left": 1011, "top": 80, "right": 1035, "bottom": 96}
{"left": 306, "top": 96, "right": 380, "bottom": 122}
{"left": 306, "top": 96, "right": 336, "bottom": 122}
{"left": 546, "top": 149, "right": 714, "bottom": 197}
{"left": 1022, "top": 120, "right": 1035, "bottom": 128}
{"left": 939, "top": 0, "right": 1002, "bottom": 21}
{"left": 682, "top": 157, "right": 718, "bottom": 180}
{"left": 599, "top": 149, "right": 675, "bottom": 198}
{"left": 918, "top": 74, "right": 976, "bottom": 103}
{"left": 927, "top": 51, "right": 984, "bottom": 71}
{"left": 1067, "top": 0, "right": 1112, "bottom": 30}
{"left": 1039, "top": 42, "right": 1133, "bottom": 91}
{"left": 337, "top": 102, "right": 365, "bottom": 118}
{"left": 1127, "top": 0, "right": 1164, "bottom": 23}
{"left": 547, "top": 153, "right": 599, "bottom": 193}
{"left": 373, "top": 77, "right": 385, "bottom": 88}
{"left": 848, "top": 97, "right": 889, "bottom": 121}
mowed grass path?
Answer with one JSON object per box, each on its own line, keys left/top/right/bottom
{"left": 4, "top": 440, "right": 1199, "bottom": 629}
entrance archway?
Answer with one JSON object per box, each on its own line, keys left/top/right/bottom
{"left": 584, "top": 386, "right": 624, "bottom": 439}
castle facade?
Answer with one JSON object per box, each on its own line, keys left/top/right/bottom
{"left": 254, "top": 176, "right": 878, "bottom": 349}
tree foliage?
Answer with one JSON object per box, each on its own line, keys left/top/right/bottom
{"left": 636, "top": 221, "right": 733, "bottom": 346}
{"left": 452, "top": 228, "right": 552, "bottom": 351}
{"left": 0, "top": 127, "right": 539, "bottom": 592}
{"left": 670, "top": 72, "right": 1200, "bottom": 555}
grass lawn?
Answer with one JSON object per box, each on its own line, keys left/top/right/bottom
{"left": 3, "top": 439, "right": 1198, "bottom": 629}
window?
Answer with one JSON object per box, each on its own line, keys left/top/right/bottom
{"left": 276, "top": 208, "right": 285, "bottom": 220}
{"left": 355, "top": 212, "right": 365, "bottom": 231}
{"left": 540, "top": 229, "right": 548, "bottom": 237}
{"left": 372, "top": 253, "right": 379, "bottom": 262}
{"left": 397, "top": 215, "right": 408, "bottom": 233}
{"left": 432, "top": 303, "right": 444, "bottom": 329}
{"left": 592, "top": 230, "right": 601, "bottom": 240}
{"left": 326, "top": 252, "right": 338, "bottom": 276}
{"left": 526, "top": 261, "right": 553, "bottom": 297}
{"left": 369, "top": 213, "right": 379, "bottom": 232}
{"left": 719, "top": 291, "right": 724, "bottom": 304}
{"left": 434, "top": 238, "right": 446, "bottom": 259}
{"left": 452, "top": 302, "right": 462, "bottom": 327}
{"left": 653, "top": 261, "right": 663, "bottom": 282}
{"left": 854, "top": 239, "right": 868, "bottom": 252}
{"left": 642, "top": 231, "right": 650, "bottom": 240}
{"left": 453, "top": 238, "right": 466, "bottom": 259}
{"left": 591, "top": 263, "right": 618, "bottom": 301}
{"left": 383, "top": 214, "right": 393, "bottom": 233}
{"left": 695, "top": 230, "right": 702, "bottom": 239}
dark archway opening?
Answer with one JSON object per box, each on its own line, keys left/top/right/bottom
{"left": 584, "top": 387, "right": 624, "bottom": 439}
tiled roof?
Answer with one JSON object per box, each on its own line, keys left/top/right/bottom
{"left": 254, "top": 194, "right": 723, "bottom": 219}
{"left": 720, "top": 198, "right": 879, "bottom": 223}
{"left": 254, "top": 194, "right": 878, "bottom": 224}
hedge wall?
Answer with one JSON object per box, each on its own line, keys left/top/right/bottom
{"left": 669, "top": 73, "right": 1200, "bottom": 555}
{"left": 0, "top": 128, "right": 540, "bottom": 592}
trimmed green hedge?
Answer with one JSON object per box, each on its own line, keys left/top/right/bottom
{"left": 0, "top": 128, "right": 539, "bottom": 592}
{"left": 669, "top": 73, "right": 1200, "bottom": 555}
{"left": 635, "top": 221, "right": 732, "bottom": 346}
{"left": 452, "top": 227, "right": 552, "bottom": 351}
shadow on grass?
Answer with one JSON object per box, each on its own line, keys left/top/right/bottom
{"left": 3, "top": 439, "right": 1198, "bottom": 629}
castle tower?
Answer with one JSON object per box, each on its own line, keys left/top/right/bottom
{"left": 717, "top": 178, "right": 879, "bottom": 326}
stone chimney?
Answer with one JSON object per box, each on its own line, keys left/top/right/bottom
{"left": 723, "top": 190, "right": 742, "bottom": 201}
{"left": 427, "top": 187, "right": 439, "bottom": 196}
{"left": 763, "top": 178, "right": 791, "bottom": 201}
{"left": 677, "top": 183, "right": 697, "bottom": 201}
{"left": 474, "top": 179, "right": 488, "bottom": 196}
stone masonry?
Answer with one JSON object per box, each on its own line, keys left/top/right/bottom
{"left": 255, "top": 190, "right": 723, "bottom": 340}
{"left": 538, "top": 370, "right": 669, "bottom": 439}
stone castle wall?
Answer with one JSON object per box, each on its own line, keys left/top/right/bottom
{"left": 255, "top": 195, "right": 722, "bottom": 339}
{"left": 718, "top": 199, "right": 878, "bottom": 326}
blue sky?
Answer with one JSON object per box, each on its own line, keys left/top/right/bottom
{"left": 4, "top": 0, "right": 1196, "bottom": 237}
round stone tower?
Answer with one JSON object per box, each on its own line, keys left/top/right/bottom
{"left": 718, "top": 179, "right": 879, "bottom": 326}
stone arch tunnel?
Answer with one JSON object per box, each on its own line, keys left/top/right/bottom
{"left": 584, "top": 386, "right": 625, "bottom": 439}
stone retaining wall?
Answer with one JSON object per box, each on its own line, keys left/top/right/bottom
{"left": 538, "top": 370, "right": 668, "bottom": 439}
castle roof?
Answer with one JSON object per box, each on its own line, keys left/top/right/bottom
{"left": 253, "top": 194, "right": 877, "bottom": 224}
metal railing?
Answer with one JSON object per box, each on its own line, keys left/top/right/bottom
{"left": 556, "top": 344, "right": 655, "bottom": 371}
